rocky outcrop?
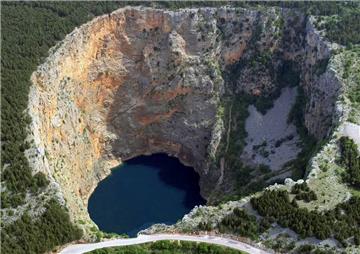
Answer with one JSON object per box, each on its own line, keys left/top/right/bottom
{"left": 27, "top": 6, "right": 342, "bottom": 233}
{"left": 301, "top": 17, "right": 342, "bottom": 138}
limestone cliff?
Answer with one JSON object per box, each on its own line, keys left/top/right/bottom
{"left": 301, "top": 17, "right": 342, "bottom": 138}
{"left": 27, "top": 6, "right": 342, "bottom": 233}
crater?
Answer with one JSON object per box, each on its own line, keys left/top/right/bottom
{"left": 88, "top": 153, "right": 205, "bottom": 237}
{"left": 27, "top": 6, "right": 341, "bottom": 234}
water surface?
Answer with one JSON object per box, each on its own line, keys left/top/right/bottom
{"left": 88, "top": 153, "right": 205, "bottom": 237}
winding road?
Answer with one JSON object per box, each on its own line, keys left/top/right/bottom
{"left": 59, "top": 234, "right": 270, "bottom": 254}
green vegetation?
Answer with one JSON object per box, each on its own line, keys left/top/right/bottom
{"left": 218, "top": 208, "right": 268, "bottom": 240}
{"left": 198, "top": 207, "right": 271, "bottom": 240}
{"left": 338, "top": 137, "right": 360, "bottom": 188}
{"left": 341, "top": 46, "right": 360, "bottom": 123}
{"left": 239, "top": 1, "right": 360, "bottom": 46}
{"left": 87, "top": 240, "right": 246, "bottom": 254}
{"left": 316, "top": 7, "right": 360, "bottom": 46}
{"left": 262, "top": 233, "right": 297, "bottom": 253}
{"left": 1, "top": 199, "right": 82, "bottom": 254}
{"left": 291, "top": 182, "right": 317, "bottom": 202}
{"left": 343, "top": 46, "right": 360, "bottom": 80}
{"left": 293, "top": 245, "right": 335, "bottom": 254}
{"left": 157, "top": 1, "right": 228, "bottom": 10}
{"left": 216, "top": 96, "right": 250, "bottom": 169}
{"left": 251, "top": 190, "right": 360, "bottom": 246}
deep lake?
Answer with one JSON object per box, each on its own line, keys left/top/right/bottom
{"left": 88, "top": 153, "right": 205, "bottom": 237}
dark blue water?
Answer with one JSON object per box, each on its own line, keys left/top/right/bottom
{"left": 88, "top": 153, "right": 205, "bottom": 237}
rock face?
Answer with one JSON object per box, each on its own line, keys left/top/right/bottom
{"left": 301, "top": 17, "right": 342, "bottom": 138}
{"left": 28, "top": 7, "right": 341, "bottom": 229}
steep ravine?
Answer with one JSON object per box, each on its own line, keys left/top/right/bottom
{"left": 27, "top": 6, "right": 341, "bottom": 234}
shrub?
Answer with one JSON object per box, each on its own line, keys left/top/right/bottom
{"left": 338, "top": 136, "right": 360, "bottom": 188}
{"left": 218, "top": 208, "right": 265, "bottom": 239}
{"left": 251, "top": 190, "right": 360, "bottom": 244}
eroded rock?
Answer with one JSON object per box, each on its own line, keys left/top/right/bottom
{"left": 27, "top": 6, "right": 342, "bottom": 234}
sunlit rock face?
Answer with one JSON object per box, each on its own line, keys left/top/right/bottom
{"left": 27, "top": 6, "right": 340, "bottom": 229}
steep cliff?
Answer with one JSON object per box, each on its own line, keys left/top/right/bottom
{"left": 302, "top": 16, "right": 342, "bottom": 139}
{"left": 27, "top": 6, "right": 341, "bottom": 233}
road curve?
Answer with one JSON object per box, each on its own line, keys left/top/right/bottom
{"left": 59, "top": 234, "right": 271, "bottom": 254}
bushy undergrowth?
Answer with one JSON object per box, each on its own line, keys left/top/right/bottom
{"left": 88, "top": 240, "right": 246, "bottom": 254}
{"left": 291, "top": 182, "right": 317, "bottom": 202}
{"left": 1, "top": 199, "right": 82, "bottom": 254}
{"left": 218, "top": 208, "right": 268, "bottom": 240}
{"left": 251, "top": 190, "right": 360, "bottom": 246}
{"left": 339, "top": 136, "right": 360, "bottom": 188}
